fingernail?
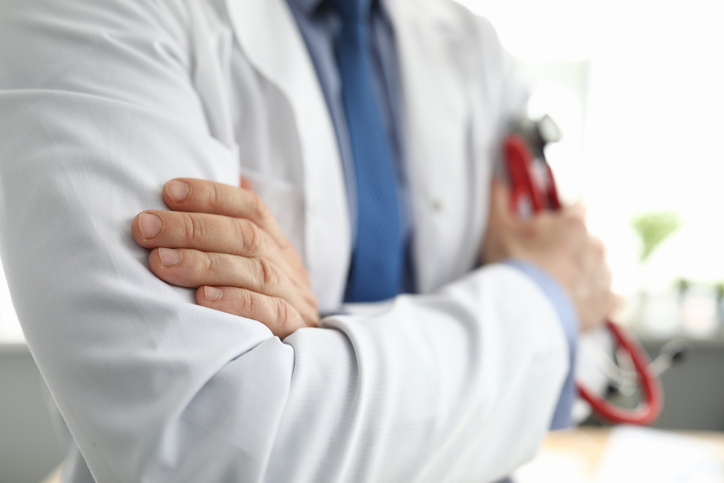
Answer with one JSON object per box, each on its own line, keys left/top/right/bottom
{"left": 165, "top": 180, "right": 190, "bottom": 203}
{"left": 158, "top": 247, "right": 180, "bottom": 267}
{"left": 204, "top": 286, "right": 222, "bottom": 302}
{"left": 240, "top": 176, "right": 253, "bottom": 191}
{"left": 138, "top": 213, "right": 162, "bottom": 239}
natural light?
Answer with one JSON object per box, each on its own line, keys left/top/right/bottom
{"left": 1, "top": 0, "right": 722, "bottom": 342}
{"left": 459, "top": 0, "right": 724, "bottom": 337}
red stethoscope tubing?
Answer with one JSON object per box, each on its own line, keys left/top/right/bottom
{"left": 578, "top": 321, "right": 663, "bottom": 425}
{"left": 504, "top": 134, "right": 663, "bottom": 425}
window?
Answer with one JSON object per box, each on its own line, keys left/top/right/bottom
{"left": 459, "top": 0, "right": 724, "bottom": 337}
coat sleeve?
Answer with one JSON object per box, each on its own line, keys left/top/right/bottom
{"left": 0, "top": 1, "right": 568, "bottom": 482}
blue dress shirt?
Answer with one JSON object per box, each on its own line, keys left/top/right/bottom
{"left": 285, "top": 0, "right": 577, "bottom": 429}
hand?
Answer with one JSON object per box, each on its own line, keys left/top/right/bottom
{"left": 481, "top": 179, "right": 617, "bottom": 332}
{"left": 132, "top": 178, "right": 319, "bottom": 338}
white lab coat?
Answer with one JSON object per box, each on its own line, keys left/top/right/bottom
{"left": 0, "top": 0, "right": 569, "bottom": 482}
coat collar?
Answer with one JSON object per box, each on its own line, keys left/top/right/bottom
{"left": 225, "top": 0, "right": 351, "bottom": 312}
{"left": 286, "top": 0, "right": 320, "bottom": 16}
{"left": 225, "top": 0, "right": 481, "bottom": 302}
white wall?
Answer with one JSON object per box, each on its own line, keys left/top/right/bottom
{"left": 458, "top": 0, "right": 724, "bottom": 312}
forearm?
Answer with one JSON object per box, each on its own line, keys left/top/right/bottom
{"left": 0, "top": 127, "right": 566, "bottom": 480}
{"left": 301, "top": 266, "right": 568, "bottom": 482}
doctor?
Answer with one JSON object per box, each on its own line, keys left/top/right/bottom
{"left": 0, "top": 1, "right": 614, "bottom": 482}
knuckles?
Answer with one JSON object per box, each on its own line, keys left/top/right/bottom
{"left": 235, "top": 219, "right": 264, "bottom": 254}
{"left": 182, "top": 213, "right": 204, "bottom": 246}
{"left": 275, "top": 298, "right": 292, "bottom": 335}
{"left": 236, "top": 289, "right": 256, "bottom": 315}
{"left": 246, "top": 191, "right": 267, "bottom": 225}
{"left": 590, "top": 237, "right": 606, "bottom": 259}
{"left": 257, "top": 258, "right": 280, "bottom": 291}
{"left": 208, "top": 181, "right": 221, "bottom": 209}
{"left": 563, "top": 214, "right": 587, "bottom": 240}
{"left": 201, "top": 251, "right": 215, "bottom": 277}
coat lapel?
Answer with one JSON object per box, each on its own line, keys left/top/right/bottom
{"left": 387, "top": 0, "right": 488, "bottom": 293}
{"left": 226, "top": 0, "right": 351, "bottom": 312}
{"left": 226, "top": 0, "right": 489, "bottom": 303}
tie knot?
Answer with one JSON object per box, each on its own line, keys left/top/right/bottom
{"left": 328, "top": 0, "right": 373, "bottom": 23}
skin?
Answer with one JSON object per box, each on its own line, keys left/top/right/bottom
{"left": 131, "top": 178, "right": 319, "bottom": 338}
{"left": 481, "top": 179, "right": 616, "bottom": 332}
{"left": 132, "top": 177, "right": 615, "bottom": 337}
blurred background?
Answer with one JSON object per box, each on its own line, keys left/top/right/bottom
{"left": 1, "top": 0, "right": 723, "bottom": 481}
{"left": 457, "top": 0, "right": 724, "bottom": 480}
{"left": 462, "top": 0, "right": 724, "bottom": 319}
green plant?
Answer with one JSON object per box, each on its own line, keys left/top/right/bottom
{"left": 716, "top": 283, "right": 724, "bottom": 302}
{"left": 675, "top": 277, "right": 690, "bottom": 295}
{"left": 631, "top": 210, "right": 681, "bottom": 263}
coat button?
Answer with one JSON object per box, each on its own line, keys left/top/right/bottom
{"left": 431, "top": 199, "right": 444, "bottom": 212}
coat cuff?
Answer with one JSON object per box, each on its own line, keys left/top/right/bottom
{"left": 504, "top": 259, "right": 578, "bottom": 430}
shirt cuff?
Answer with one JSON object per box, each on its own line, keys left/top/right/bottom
{"left": 504, "top": 259, "right": 578, "bottom": 430}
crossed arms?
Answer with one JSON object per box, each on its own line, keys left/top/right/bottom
{"left": 0, "top": 0, "right": 614, "bottom": 480}
{"left": 133, "top": 177, "right": 615, "bottom": 337}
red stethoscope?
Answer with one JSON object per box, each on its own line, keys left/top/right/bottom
{"left": 503, "top": 116, "right": 663, "bottom": 425}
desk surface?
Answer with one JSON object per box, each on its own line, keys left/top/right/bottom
{"left": 517, "top": 426, "right": 724, "bottom": 482}
{"left": 41, "top": 427, "right": 724, "bottom": 483}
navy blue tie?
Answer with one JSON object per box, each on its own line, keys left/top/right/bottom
{"left": 330, "top": 0, "right": 405, "bottom": 302}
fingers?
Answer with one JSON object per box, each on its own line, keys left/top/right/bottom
{"left": 195, "top": 286, "right": 311, "bottom": 339}
{"left": 163, "top": 178, "right": 288, "bottom": 248}
{"left": 149, "top": 248, "right": 319, "bottom": 326}
{"left": 582, "top": 236, "right": 607, "bottom": 275}
{"left": 553, "top": 209, "right": 589, "bottom": 255}
{"left": 133, "top": 210, "right": 274, "bottom": 259}
{"left": 563, "top": 201, "right": 587, "bottom": 220}
{"left": 149, "top": 247, "right": 283, "bottom": 292}
{"left": 240, "top": 176, "right": 253, "bottom": 191}
{"left": 481, "top": 179, "right": 517, "bottom": 264}
{"left": 133, "top": 179, "right": 320, "bottom": 337}
{"left": 574, "top": 235, "right": 616, "bottom": 332}
{"left": 489, "top": 178, "right": 515, "bottom": 227}
{"left": 482, "top": 177, "right": 614, "bottom": 333}
{"left": 590, "top": 235, "right": 606, "bottom": 258}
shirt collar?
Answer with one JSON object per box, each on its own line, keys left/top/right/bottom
{"left": 289, "top": 0, "right": 385, "bottom": 17}
{"left": 288, "top": 0, "right": 323, "bottom": 16}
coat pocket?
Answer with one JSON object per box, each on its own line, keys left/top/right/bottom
{"left": 239, "top": 169, "right": 306, "bottom": 262}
